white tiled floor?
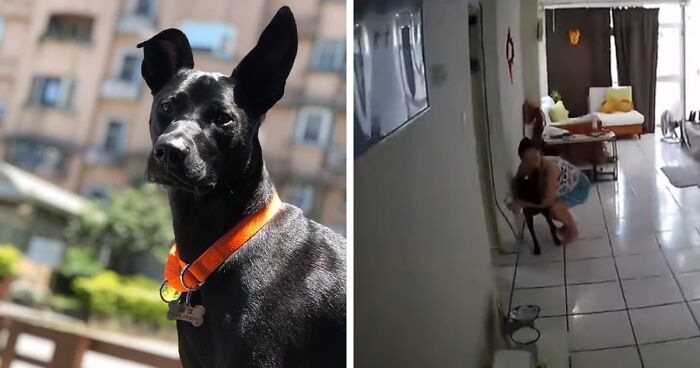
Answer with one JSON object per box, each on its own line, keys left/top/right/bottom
{"left": 493, "top": 135, "right": 700, "bottom": 367}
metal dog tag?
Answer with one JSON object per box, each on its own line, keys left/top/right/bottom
{"left": 167, "top": 292, "right": 205, "bottom": 327}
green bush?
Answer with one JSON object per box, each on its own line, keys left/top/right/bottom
{"left": 50, "top": 293, "right": 84, "bottom": 310}
{"left": 73, "top": 271, "right": 172, "bottom": 327}
{"left": 60, "top": 247, "right": 104, "bottom": 278}
{"left": 0, "top": 244, "right": 21, "bottom": 280}
{"left": 66, "top": 185, "right": 173, "bottom": 272}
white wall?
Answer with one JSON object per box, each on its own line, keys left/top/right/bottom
{"left": 481, "top": 0, "right": 528, "bottom": 244}
{"left": 355, "top": 0, "right": 495, "bottom": 366}
{"left": 541, "top": 0, "right": 680, "bottom": 5}
{"left": 521, "top": 0, "right": 542, "bottom": 101}
{"left": 539, "top": 6, "right": 549, "bottom": 96}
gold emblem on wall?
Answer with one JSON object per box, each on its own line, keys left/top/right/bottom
{"left": 569, "top": 28, "right": 580, "bottom": 45}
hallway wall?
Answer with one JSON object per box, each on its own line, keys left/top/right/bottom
{"left": 355, "top": 0, "right": 495, "bottom": 366}
{"left": 521, "top": 0, "right": 542, "bottom": 101}
{"left": 481, "top": 0, "right": 528, "bottom": 244}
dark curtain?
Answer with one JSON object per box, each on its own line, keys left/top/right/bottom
{"left": 546, "top": 9, "right": 612, "bottom": 117}
{"left": 613, "top": 8, "right": 659, "bottom": 133}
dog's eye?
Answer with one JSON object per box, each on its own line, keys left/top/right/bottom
{"left": 215, "top": 113, "right": 231, "bottom": 125}
{"left": 160, "top": 101, "right": 173, "bottom": 114}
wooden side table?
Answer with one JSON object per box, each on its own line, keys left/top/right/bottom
{"left": 543, "top": 131, "right": 618, "bottom": 182}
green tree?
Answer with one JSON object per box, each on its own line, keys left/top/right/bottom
{"left": 66, "top": 185, "right": 173, "bottom": 272}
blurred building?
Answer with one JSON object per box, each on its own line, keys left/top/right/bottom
{"left": 0, "top": 0, "right": 346, "bottom": 233}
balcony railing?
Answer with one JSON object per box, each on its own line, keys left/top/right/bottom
{"left": 0, "top": 314, "right": 180, "bottom": 368}
{"left": 100, "top": 78, "right": 141, "bottom": 101}
{"left": 85, "top": 149, "right": 123, "bottom": 166}
{"left": 117, "top": 13, "right": 156, "bottom": 34}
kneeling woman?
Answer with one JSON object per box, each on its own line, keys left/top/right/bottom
{"left": 508, "top": 138, "right": 591, "bottom": 244}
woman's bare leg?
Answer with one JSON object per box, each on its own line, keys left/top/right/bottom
{"left": 550, "top": 201, "right": 578, "bottom": 244}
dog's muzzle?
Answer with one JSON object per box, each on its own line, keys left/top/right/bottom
{"left": 153, "top": 135, "right": 190, "bottom": 167}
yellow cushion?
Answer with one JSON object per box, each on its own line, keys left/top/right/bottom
{"left": 617, "top": 99, "right": 634, "bottom": 113}
{"left": 549, "top": 101, "right": 569, "bottom": 122}
{"left": 600, "top": 98, "right": 635, "bottom": 113}
{"left": 605, "top": 88, "right": 632, "bottom": 103}
{"left": 600, "top": 100, "right": 616, "bottom": 113}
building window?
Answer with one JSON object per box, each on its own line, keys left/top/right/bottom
{"left": 41, "top": 78, "right": 61, "bottom": 105}
{"left": 295, "top": 107, "right": 333, "bottom": 146}
{"left": 133, "top": 0, "right": 156, "bottom": 16}
{"left": 118, "top": 54, "right": 141, "bottom": 82}
{"left": 101, "top": 119, "right": 127, "bottom": 155}
{"left": 44, "top": 14, "right": 93, "bottom": 43}
{"left": 0, "top": 17, "right": 5, "bottom": 44}
{"left": 6, "top": 142, "right": 67, "bottom": 177}
{"left": 283, "top": 184, "right": 314, "bottom": 214}
{"left": 312, "top": 39, "right": 345, "bottom": 72}
{"left": 179, "top": 20, "right": 237, "bottom": 58}
{"left": 28, "top": 77, "right": 77, "bottom": 110}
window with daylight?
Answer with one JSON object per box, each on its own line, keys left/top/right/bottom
{"left": 283, "top": 184, "right": 314, "bottom": 214}
{"left": 133, "top": 0, "right": 156, "bottom": 16}
{"left": 312, "top": 39, "right": 345, "bottom": 72}
{"left": 609, "top": 4, "right": 682, "bottom": 123}
{"left": 5, "top": 142, "right": 67, "bottom": 177}
{"left": 28, "top": 77, "right": 77, "bottom": 110}
{"left": 0, "top": 17, "right": 5, "bottom": 44}
{"left": 179, "top": 20, "right": 237, "bottom": 58}
{"left": 295, "top": 107, "right": 333, "bottom": 146}
{"left": 102, "top": 120, "right": 127, "bottom": 155}
{"left": 44, "top": 14, "right": 93, "bottom": 43}
{"left": 118, "top": 54, "right": 141, "bottom": 82}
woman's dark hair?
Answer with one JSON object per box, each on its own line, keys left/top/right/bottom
{"left": 517, "top": 137, "right": 537, "bottom": 158}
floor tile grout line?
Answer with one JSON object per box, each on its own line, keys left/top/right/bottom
{"left": 537, "top": 299, "right": 696, "bottom": 319}
{"left": 514, "top": 272, "right": 680, "bottom": 290}
{"left": 507, "top": 251, "right": 520, "bottom": 314}
{"left": 656, "top": 231, "right": 700, "bottom": 334}
{"left": 563, "top": 225, "right": 569, "bottom": 332}
{"left": 570, "top": 343, "right": 636, "bottom": 354}
{"left": 571, "top": 333, "right": 700, "bottom": 354}
{"left": 594, "top": 183, "right": 645, "bottom": 368}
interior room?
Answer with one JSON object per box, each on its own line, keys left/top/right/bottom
{"left": 494, "top": 0, "right": 700, "bottom": 367}
{"left": 354, "top": 0, "right": 700, "bottom": 367}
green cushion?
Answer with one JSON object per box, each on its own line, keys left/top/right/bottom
{"left": 605, "top": 88, "right": 632, "bottom": 103}
{"left": 549, "top": 101, "right": 570, "bottom": 122}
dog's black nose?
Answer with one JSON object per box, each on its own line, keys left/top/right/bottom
{"left": 153, "top": 139, "right": 190, "bottom": 165}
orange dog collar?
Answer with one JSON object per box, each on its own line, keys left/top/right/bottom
{"left": 163, "top": 192, "right": 282, "bottom": 292}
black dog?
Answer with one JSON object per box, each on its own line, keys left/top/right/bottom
{"left": 138, "top": 7, "right": 345, "bottom": 367}
{"left": 512, "top": 173, "right": 561, "bottom": 255}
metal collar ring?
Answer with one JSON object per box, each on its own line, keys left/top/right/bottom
{"left": 180, "top": 263, "right": 205, "bottom": 291}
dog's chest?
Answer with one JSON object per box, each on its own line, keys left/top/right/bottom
{"left": 176, "top": 249, "right": 315, "bottom": 366}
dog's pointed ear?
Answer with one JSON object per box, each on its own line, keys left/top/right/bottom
{"left": 137, "top": 29, "right": 194, "bottom": 95}
{"left": 231, "top": 6, "right": 297, "bottom": 115}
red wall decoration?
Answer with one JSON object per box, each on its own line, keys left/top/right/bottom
{"left": 506, "top": 28, "right": 515, "bottom": 84}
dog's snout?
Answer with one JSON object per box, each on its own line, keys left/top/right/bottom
{"left": 153, "top": 137, "right": 190, "bottom": 165}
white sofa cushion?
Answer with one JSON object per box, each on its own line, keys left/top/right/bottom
{"left": 594, "top": 111, "right": 645, "bottom": 126}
